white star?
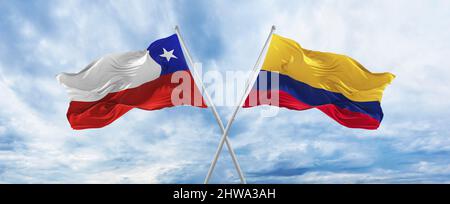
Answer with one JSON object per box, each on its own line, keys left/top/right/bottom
{"left": 159, "top": 48, "right": 178, "bottom": 62}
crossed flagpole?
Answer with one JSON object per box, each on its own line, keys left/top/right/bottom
{"left": 175, "top": 25, "right": 276, "bottom": 184}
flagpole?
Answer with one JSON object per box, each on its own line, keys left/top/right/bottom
{"left": 204, "top": 26, "right": 276, "bottom": 184}
{"left": 175, "top": 26, "right": 247, "bottom": 184}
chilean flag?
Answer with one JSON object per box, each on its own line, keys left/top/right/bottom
{"left": 57, "top": 34, "right": 207, "bottom": 130}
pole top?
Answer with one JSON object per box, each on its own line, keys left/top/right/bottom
{"left": 271, "top": 25, "right": 276, "bottom": 31}
{"left": 174, "top": 25, "right": 179, "bottom": 31}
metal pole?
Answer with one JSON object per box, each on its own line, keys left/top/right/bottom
{"left": 204, "top": 26, "right": 276, "bottom": 184}
{"left": 175, "top": 26, "right": 247, "bottom": 184}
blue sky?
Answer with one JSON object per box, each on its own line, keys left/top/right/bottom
{"left": 1, "top": 0, "right": 450, "bottom": 183}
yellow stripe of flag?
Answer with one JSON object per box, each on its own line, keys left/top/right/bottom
{"left": 261, "top": 34, "right": 395, "bottom": 102}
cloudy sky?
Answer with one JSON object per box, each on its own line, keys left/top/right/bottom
{"left": 1, "top": 0, "right": 450, "bottom": 183}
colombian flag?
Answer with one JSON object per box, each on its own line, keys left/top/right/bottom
{"left": 244, "top": 34, "right": 395, "bottom": 129}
